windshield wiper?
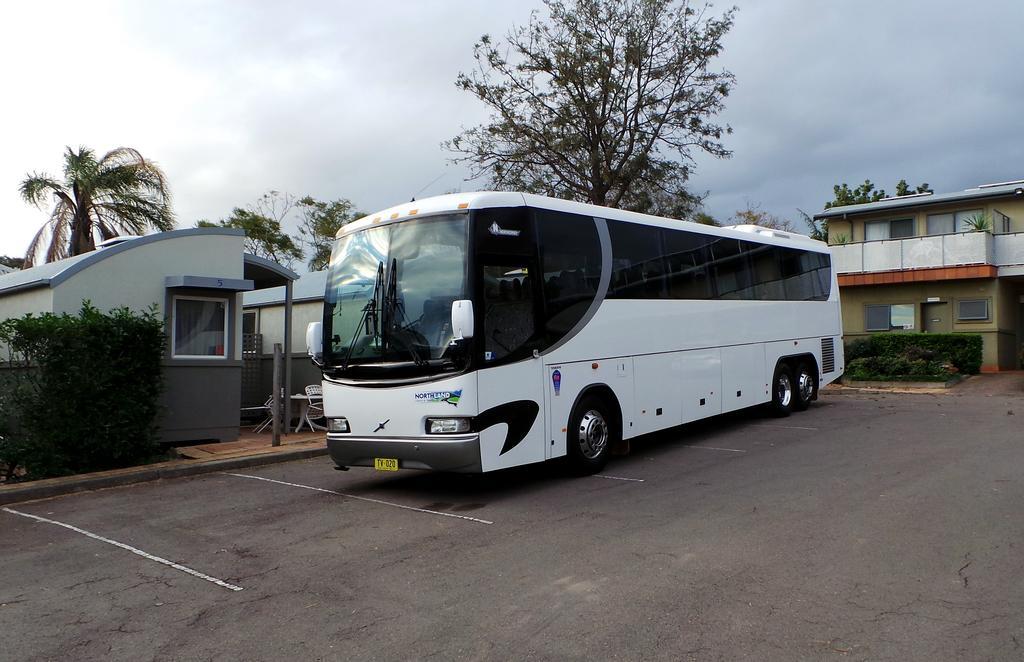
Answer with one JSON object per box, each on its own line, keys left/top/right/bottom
{"left": 382, "top": 258, "right": 427, "bottom": 367}
{"left": 341, "top": 261, "right": 384, "bottom": 370}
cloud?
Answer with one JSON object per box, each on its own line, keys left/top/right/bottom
{"left": 2, "top": 0, "right": 1022, "bottom": 256}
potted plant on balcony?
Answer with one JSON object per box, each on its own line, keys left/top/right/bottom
{"left": 962, "top": 212, "right": 991, "bottom": 233}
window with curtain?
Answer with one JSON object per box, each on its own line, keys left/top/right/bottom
{"left": 926, "top": 213, "right": 954, "bottom": 235}
{"left": 865, "top": 218, "right": 914, "bottom": 241}
{"left": 173, "top": 297, "right": 228, "bottom": 358}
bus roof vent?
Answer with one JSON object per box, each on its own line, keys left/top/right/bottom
{"left": 727, "top": 224, "right": 793, "bottom": 240}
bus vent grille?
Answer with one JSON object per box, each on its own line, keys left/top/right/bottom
{"left": 821, "top": 337, "right": 836, "bottom": 373}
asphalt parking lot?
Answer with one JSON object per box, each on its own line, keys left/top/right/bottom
{"left": 2, "top": 386, "right": 1023, "bottom": 661}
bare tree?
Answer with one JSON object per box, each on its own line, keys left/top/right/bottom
{"left": 447, "top": 0, "right": 736, "bottom": 216}
{"left": 731, "top": 201, "right": 797, "bottom": 233}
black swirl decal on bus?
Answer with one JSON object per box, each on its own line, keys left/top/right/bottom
{"left": 473, "top": 401, "right": 541, "bottom": 455}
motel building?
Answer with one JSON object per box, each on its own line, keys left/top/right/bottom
{"left": 815, "top": 180, "right": 1024, "bottom": 371}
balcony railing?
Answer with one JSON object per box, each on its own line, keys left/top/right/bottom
{"left": 830, "top": 232, "right": 1010, "bottom": 274}
{"left": 994, "top": 233, "right": 1024, "bottom": 267}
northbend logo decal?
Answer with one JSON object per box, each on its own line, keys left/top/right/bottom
{"left": 488, "top": 222, "right": 520, "bottom": 237}
{"left": 414, "top": 389, "right": 462, "bottom": 406}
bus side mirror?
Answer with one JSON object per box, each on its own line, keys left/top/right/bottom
{"left": 451, "top": 300, "right": 474, "bottom": 339}
{"left": 306, "top": 321, "right": 324, "bottom": 366}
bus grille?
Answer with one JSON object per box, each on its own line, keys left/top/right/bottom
{"left": 821, "top": 337, "right": 836, "bottom": 373}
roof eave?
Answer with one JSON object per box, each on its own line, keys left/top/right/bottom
{"left": 815, "top": 188, "right": 1024, "bottom": 220}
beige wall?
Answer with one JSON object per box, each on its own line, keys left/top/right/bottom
{"left": 52, "top": 234, "right": 245, "bottom": 315}
{"left": 0, "top": 287, "right": 54, "bottom": 356}
{"left": 252, "top": 300, "right": 322, "bottom": 354}
{"left": 51, "top": 233, "right": 247, "bottom": 360}
{"left": 828, "top": 197, "right": 1024, "bottom": 245}
{"left": 840, "top": 278, "right": 1023, "bottom": 369}
{"left": 0, "top": 287, "right": 52, "bottom": 322}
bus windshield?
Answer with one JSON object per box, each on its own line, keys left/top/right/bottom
{"left": 323, "top": 213, "right": 469, "bottom": 372}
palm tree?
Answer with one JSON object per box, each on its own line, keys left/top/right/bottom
{"left": 19, "top": 146, "right": 175, "bottom": 266}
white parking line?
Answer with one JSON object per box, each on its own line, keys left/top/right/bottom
{"left": 681, "top": 445, "right": 747, "bottom": 453}
{"left": 225, "top": 473, "right": 494, "bottom": 525}
{"left": 594, "top": 474, "right": 645, "bottom": 483}
{"left": 2, "top": 507, "right": 244, "bottom": 592}
{"left": 752, "top": 424, "right": 818, "bottom": 431}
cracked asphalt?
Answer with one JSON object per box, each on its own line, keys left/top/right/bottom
{"left": 2, "top": 385, "right": 1023, "bottom": 661}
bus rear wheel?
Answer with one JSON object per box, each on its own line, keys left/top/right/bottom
{"left": 793, "top": 362, "right": 817, "bottom": 412}
{"left": 566, "top": 395, "right": 616, "bottom": 474}
{"left": 769, "top": 363, "right": 794, "bottom": 417}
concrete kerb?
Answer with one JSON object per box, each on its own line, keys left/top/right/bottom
{"left": 0, "top": 445, "right": 329, "bottom": 506}
{"left": 823, "top": 375, "right": 968, "bottom": 396}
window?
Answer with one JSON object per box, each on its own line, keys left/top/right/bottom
{"left": 707, "top": 237, "right": 750, "bottom": 299}
{"left": 954, "top": 209, "right": 984, "bottom": 232}
{"left": 537, "top": 210, "right": 601, "bottom": 341}
{"left": 865, "top": 218, "right": 914, "bottom": 241}
{"left": 173, "top": 296, "right": 228, "bottom": 358}
{"left": 865, "top": 303, "right": 915, "bottom": 331}
{"left": 744, "top": 242, "right": 782, "bottom": 300}
{"left": 607, "top": 221, "right": 667, "bottom": 299}
{"left": 926, "top": 213, "right": 954, "bottom": 235}
{"left": 242, "top": 311, "right": 256, "bottom": 335}
{"left": 482, "top": 264, "right": 535, "bottom": 362}
{"left": 777, "top": 247, "right": 830, "bottom": 301}
{"left": 662, "top": 230, "right": 712, "bottom": 299}
{"left": 957, "top": 299, "right": 989, "bottom": 321}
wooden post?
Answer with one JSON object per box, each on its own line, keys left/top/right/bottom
{"left": 272, "top": 343, "right": 282, "bottom": 447}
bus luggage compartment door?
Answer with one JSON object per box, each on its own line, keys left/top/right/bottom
{"left": 476, "top": 360, "right": 546, "bottom": 472}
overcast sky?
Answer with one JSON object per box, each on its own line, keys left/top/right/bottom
{"left": 3, "top": 0, "right": 1024, "bottom": 261}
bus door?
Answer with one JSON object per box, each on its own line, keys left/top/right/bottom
{"left": 475, "top": 257, "right": 546, "bottom": 471}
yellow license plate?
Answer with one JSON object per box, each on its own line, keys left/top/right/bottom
{"left": 374, "top": 458, "right": 399, "bottom": 472}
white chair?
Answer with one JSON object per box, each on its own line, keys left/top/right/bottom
{"left": 243, "top": 390, "right": 283, "bottom": 433}
{"left": 298, "top": 384, "right": 327, "bottom": 432}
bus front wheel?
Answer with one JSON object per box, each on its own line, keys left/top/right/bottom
{"left": 769, "top": 363, "right": 794, "bottom": 417}
{"left": 566, "top": 395, "right": 616, "bottom": 474}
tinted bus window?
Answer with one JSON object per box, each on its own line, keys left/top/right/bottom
{"left": 707, "top": 237, "right": 750, "bottom": 299}
{"left": 536, "top": 210, "right": 602, "bottom": 343}
{"left": 743, "top": 241, "right": 782, "bottom": 300}
{"left": 607, "top": 221, "right": 668, "bottom": 299}
{"left": 663, "top": 229, "right": 712, "bottom": 299}
{"left": 777, "top": 247, "right": 830, "bottom": 301}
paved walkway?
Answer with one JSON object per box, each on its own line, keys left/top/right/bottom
{"left": 174, "top": 430, "right": 325, "bottom": 460}
{"left": 950, "top": 371, "right": 1024, "bottom": 397}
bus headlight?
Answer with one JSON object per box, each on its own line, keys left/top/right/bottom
{"left": 426, "top": 418, "right": 471, "bottom": 434}
{"left": 327, "top": 417, "right": 350, "bottom": 433}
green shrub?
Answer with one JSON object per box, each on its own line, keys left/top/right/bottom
{"left": 0, "top": 303, "right": 165, "bottom": 480}
{"left": 845, "top": 356, "right": 949, "bottom": 382}
{"left": 844, "top": 337, "right": 874, "bottom": 362}
{"left": 843, "top": 333, "right": 982, "bottom": 376}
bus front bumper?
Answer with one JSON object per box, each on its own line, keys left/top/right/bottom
{"left": 326, "top": 434, "right": 482, "bottom": 473}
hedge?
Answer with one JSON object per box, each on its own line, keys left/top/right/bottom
{"left": 844, "top": 333, "right": 982, "bottom": 382}
{"left": 0, "top": 303, "right": 165, "bottom": 480}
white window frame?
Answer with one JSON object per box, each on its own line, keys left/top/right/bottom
{"left": 171, "top": 295, "right": 230, "bottom": 359}
{"left": 956, "top": 298, "right": 990, "bottom": 321}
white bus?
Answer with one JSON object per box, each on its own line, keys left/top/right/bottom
{"left": 306, "top": 192, "right": 844, "bottom": 474}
